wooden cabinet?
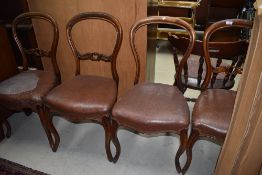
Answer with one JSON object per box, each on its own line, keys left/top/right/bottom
{"left": 0, "top": 26, "right": 18, "bottom": 81}
{"left": 0, "top": 0, "right": 43, "bottom": 70}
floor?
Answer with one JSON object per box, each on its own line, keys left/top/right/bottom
{"left": 0, "top": 41, "right": 229, "bottom": 175}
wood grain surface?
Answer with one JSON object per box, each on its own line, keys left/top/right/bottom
{"left": 27, "top": 0, "right": 147, "bottom": 95}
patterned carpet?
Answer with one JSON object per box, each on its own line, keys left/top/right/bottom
{"left": 0, "top": 158, "right": 47, "bottom": 175}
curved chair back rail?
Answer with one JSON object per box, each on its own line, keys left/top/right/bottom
{"left": 66, "top": 12, "right": 123, "bottom": 85}
{"left": 202, "top": 19, "right": 253, "bottom": 90}
{"left": 130, "top": 16, "right": 196, "bottom": 91}
{"left": 12, "top": 12, "right": 61, "bottom": 83}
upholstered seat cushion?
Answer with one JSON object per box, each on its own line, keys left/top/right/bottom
{"left": 192, "top": 89, "right": 236, "bottom": 142}
{"left": 112, "top": 83, "right": 190, "bottom": 133}
{"left": 44, "top": 75, "right": 117, "bottom": 122}
{"left": 0, "top": 70, "right": 57, "bottom": 110}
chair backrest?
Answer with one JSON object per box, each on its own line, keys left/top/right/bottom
{"left": 202, "top": 19, "right": 253, "bottom": 90}
{"left": 12, "top": 12, "right": 61, "bottom": 83}
{"left": 130, "top": 16, "right": 195, "bottom": 91}
{"left": 66, "top": 12, "right": 123, "bottom": 85}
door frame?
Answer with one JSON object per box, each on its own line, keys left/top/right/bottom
{"left": 215, "top": 1, "right": 262, "bottom": 174}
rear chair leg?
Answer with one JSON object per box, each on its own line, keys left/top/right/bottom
{"left": 102, "top": 116, "right": 121, "bottom": 163}
{"left": 182, "top": 129, "right": 199, "bottom": 174}
{"left": 175, "top": 129, "right": 188, "bottom": 174}
{"left": 23, "top": 108, "right": 33, "bottom": 116}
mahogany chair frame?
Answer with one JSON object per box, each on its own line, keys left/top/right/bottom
{"left": 0, "top": 12, "right": 61, "bottom": 151}
{"left": 45, "top": 12, "right": 123, "bottom": 161}
{"left": 108, "top": 16, "right": 195, "bottom": 173}
{"left": 182, "top": 19, "right": 253, "bottom": 174}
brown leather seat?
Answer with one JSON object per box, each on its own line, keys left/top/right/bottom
{"left": 43, "top": 12, "right": 123, "bottom": 161}
{"left": 0, "top": 12, "right": 61, "bottom": 151}
{"left": 107, "top": 16, "right": 195, "bottom": 174}
{"left": 113, "top": 83, "right": 190, "bottom": 133}
{"left": 192, "top": 89, "right": 236, "bottom": 142}
{"left": 45, "top": 75, "right": 117, "bottom": 122}
{"left": 181, "top": 19, "right": 253, "bottom": 174}
{"left": 0, "top": 70, "right": 57, "bottom": 109}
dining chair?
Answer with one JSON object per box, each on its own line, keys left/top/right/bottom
{"left": 0, "top": 12, "right": 61, "bottom": 151}
{"left": 108, "top": 16, "right": 195, "bottom": 173}
{"left": 181, "top": 19, "right": 253, "bottom": 174}
{"left": 168, "top": 27, "right": 249, "bottom": 100}
{"left": 44, "top": 12, "right": 123, "bottom": 160}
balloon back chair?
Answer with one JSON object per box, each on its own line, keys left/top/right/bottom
{"left": 0, "top": 12, "right": 61, "bottom": 151}
{"left": 44, "top": 12, "right": 123, "bottom": 160}
{"left": 110, "top": 16, "right": 195, "bottom": 173}
{"left": 181, "top": 19, "right": 253, "bottom": 174}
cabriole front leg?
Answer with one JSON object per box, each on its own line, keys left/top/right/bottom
{"left": 182, "top": 129, "right": 199, "bottom": 174}
{"left": 37, "top": 105, "right": 60, "bottom": 152}
{"left": 102, "top": 116, "right": 121, "bottom": 163}
{"left": 175, "top": 129, "right": 188, "bottom": 174}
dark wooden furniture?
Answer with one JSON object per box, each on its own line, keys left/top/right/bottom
{"left": 0, "top": 12, "right": 61, "bottom": 151}
{"left": 156, "top": 0, "right": 248, "bottom": 30}
{"left": 44, "top": 12, "right": 123, "bottom": 160}
{"left": 0, "top": 26, "right": 18, "bottom": 82}
{"left": 207, "top": 0, "right": 246, "bottom": 25}
{"left": 181, "top": 19, "right": 253, "bottom": 174}
{"left": 0, "top": 27, "right": 17, "bottom": 139}
{"left": 168, "top": 30, "right": 249, "bottom": 96}
{"left": 0, "top": 0, "right": 43, "bottom": 70}
{"left": 110, "top": 16, "right": 195, "bottom": 173}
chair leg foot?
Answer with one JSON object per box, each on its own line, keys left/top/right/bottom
{"left": 3, "top": 120, "right": 11, "bottom": 138}
{"left": 181, "top": 129, "right": 199, "bottom": 174}
{"left": 175, "top": 129, "right": 188, "bottom": 173}
{"left": 0, "top": 120, "right": 11, "bottom": 141}
{"left": 37, "top": 106, "right": 60, "bottom": 152}
{"left": 23, "top": 108, "right": 32, "bottom": 116}
{"left": 102, "top": 116, "right": 121, "bottom": 163}
{"left": 111, "top": 119, "right": 120, "bottom": 163}
{"left": 0, "top": 123, "right": 4, "bottom": 141}
{"left": 46, "top": 116, "right": 60, "bottom": 152}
